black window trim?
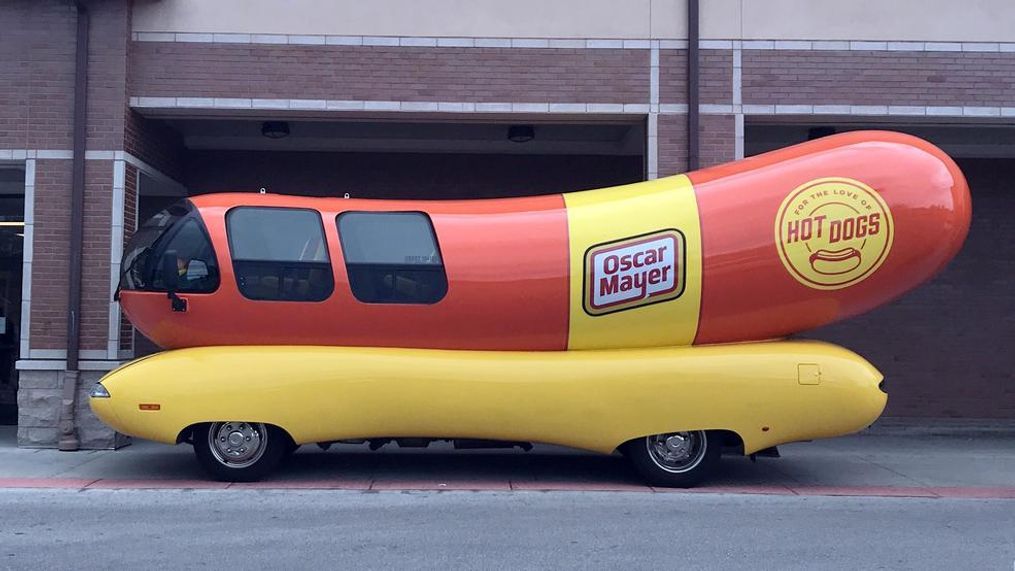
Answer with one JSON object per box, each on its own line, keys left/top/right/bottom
{"left": 336, "top": 210, "right": 449, "bottom": 305}
{"left": 225, "top": 205, "right": 335, "bottom": 303}
{"left": 121, "top": 199, "right": 222, "bottom": 295}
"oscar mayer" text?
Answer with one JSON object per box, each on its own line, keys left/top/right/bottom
{"left": 586, "top": 232, "right": 682, "bottom": 314}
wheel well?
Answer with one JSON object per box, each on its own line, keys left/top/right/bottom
{"left": 176, "top": 422, "right": 295, "bottom": 446}
{"left": 616, "top": 429, "right": 745, "bottom": 455}
{"left": 177, "top": 424, "right": 200, "bottom": 445}
{"left": 714, "top": 429, "right": 745, "bottom": 455}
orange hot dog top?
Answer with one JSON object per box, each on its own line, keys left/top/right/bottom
{"left": 118, "top": 131, "right": 970, "bottom": 351}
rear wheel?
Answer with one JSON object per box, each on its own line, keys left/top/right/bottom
{"left": 622, "top": 430, "right": 721, "bottom": 488}
{"left": 193, "top": 421, "right": 288, "bottom": 482}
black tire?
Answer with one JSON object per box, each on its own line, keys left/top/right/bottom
{"left": 622, "top": 430, "right": 722, "bottom": 488}
{"left": 193, "top": 422, "right": 289, "bottom": 482}
{"left": 282, "top": 442, "right": 301, "bottom": 461}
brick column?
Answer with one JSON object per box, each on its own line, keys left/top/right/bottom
{"left": 657, "top": 114, "right": 689, "bottom": 176}
{"left": 14, "top": 0, "right": 132, "bottom": 449}
{"left": 700, "top": 114, "right": 736, "bottom": 167}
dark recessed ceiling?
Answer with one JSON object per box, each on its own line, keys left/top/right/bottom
{"left": 163, "top": 118, "right": 645, "bottom": 156}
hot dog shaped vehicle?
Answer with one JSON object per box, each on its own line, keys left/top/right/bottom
{"left": 91, "top": 131, "right": 970, "bottom": 485}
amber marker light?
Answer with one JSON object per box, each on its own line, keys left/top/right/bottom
{"left": 138, "top": 403, "right": 161, "bottom": 411}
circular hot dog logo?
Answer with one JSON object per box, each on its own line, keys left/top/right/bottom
{"left": 775, "top": 177, "right": 894, "bottom": 290}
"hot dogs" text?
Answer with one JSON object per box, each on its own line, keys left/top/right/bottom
{"left": 785, "top": 213, "right": 881, "bottom": 245}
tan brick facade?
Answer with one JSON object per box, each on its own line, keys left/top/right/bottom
{"left": 0, "top": 2, "right": 75, "bottom": 149}
{"left": 28, "top": 159, "right": 72, "bottom": 350}
{"left": 743, "top": 50, "right": 1015, "bottom": 107}
{"left": 130, "top": 44, "right": 651, "bottom": 104}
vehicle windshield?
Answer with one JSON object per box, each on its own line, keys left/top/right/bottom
{"left": 119, "top": 200, "right": 219, "bottom": 293}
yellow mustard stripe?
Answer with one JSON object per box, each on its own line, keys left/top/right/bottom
{"left": 563, "top": 175, "right": 702, "bottom": 350}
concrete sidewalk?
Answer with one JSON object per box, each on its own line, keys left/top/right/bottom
{"left": 1, "top": 424, "right": 1013, "bottom": 496}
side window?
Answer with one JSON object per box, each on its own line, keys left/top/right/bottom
{"left": 151, "top": 218, "right": 220, "bottom": 293}
{"left": 226, "top": 207, "right": 334, "bottom": 302}
{"left": 120, "top": 199, "right": 220, "bottom": 294}
{"left": 337, "top": 212, "right": 448, "bottom": 304}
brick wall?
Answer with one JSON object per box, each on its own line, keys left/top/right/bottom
{"left": 130, "top": 44, "right": 650, "bottom": 104}
{"left": 28, "top": 159, "right": 71, "bottom": 349}
{"left": 744, "top": 50, "right": 1015, "bottom": 107}
{"left": 84, "top": 0, "right": 129, "bottom": 357}
{"left": 699, "top": 114, "right": 735, "bottom": 167}
{"left": 124, "top": 111, "right": 185, "bottom": 181}
{"left": 657, "top": 114, "right": 688, "bottom": 176}
{"left": 84, "top": 0, "right": 130, "bottom": 150}
{"left": 699, "top": 49, "right": 733, "bottom": 105}
{"left": 28, "top": 159, "right": 114, "bottom": 352}
{"left": 0, "top": 1, "right": 75, "bottom": 150}
{"left": 658, "top": 49, "right": 732, "bottom": 174}
{"left": 659, "top": 49, "right": 688, "bottom": 105}
{"left": 80, "top": 160, "right": 112, "bottom": 352}
{"left": 659, "top": 49, "right": 731, "bottom": 105}
{"left": 20, "top": 1, "right": 127, "bottom": 354}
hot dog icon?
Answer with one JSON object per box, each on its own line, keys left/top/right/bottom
{"left": 809, "top": 247, "right": 863, "bottom": 275}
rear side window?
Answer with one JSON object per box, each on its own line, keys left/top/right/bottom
{"left": 337, "top": 212, "right": 448, "bottom": 304}
{"left": 226, "top": 207, "right": 334, "bottom": 301}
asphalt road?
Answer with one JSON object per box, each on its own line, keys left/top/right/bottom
{"left": 0, "top": 489, "right": 1012, "bottom": 570}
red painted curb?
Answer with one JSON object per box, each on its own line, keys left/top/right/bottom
{"left": 0, "top": 478, "right": 99, "bottom": 489}
{"left": 927, "top": 486, "right": 1015, "bottom": 499}
{"left": 791, "top": 485, "right": 939, "bottom": 498}
{"left": 229, "top": 479, "right": 372, "bottom": 490}
{"left": 85, "top": 479, "right": 230, "bottom": 490}
{"left": 1, "top": 478, "right": 1015, "bottom": 498}
{"left": 510, "top": 480, "right": 650, "bottom": 492}
{"left": 655, "top": 484, "right": 796, "bottom": 495}
{"left": 372, "top": 479, "right": 512, "bottom": 491}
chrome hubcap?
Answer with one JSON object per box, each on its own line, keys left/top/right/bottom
{"left": 209, "top": 422, "right": 267, "bottom": 469}
{"left": 645, "top": 431, "right": 707, "bottom": 474}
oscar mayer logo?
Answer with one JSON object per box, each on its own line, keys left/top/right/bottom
{"left": 584, "top": 229, "right": 685, "bottom": 316}
{"left": 775, "top": 177, "right": 894, "bottom": 290}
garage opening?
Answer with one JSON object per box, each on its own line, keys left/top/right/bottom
{"left": 164, "top": 118, "right": 646, "bottom": 199}
{"left": 747, "top": 119, "right": 1015, "bottom": 419}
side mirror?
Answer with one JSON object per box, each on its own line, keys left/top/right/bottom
{"left": 161, "top": 251, "right": 179, "bottom": 291}
{"left": 160, "top": 250, "right": 187, "bottom": 312}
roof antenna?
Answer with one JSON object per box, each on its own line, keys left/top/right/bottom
{"left": 259, "top": 187, "right": 267, "bottom": 194}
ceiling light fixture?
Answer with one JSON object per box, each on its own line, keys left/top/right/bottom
{"left": 261, "top": 121, "right": 291, "bottom": 139}
{"left": 507, "top": 125, "right": 535, "bottom": 143}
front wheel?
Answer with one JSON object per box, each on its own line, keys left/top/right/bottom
{"left": 193, "top": 422, "right": 289, "bottom": 482}
{"left": 622, "top": 430, "right": 722, "bottom": 488}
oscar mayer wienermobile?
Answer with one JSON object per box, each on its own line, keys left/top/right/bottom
{"left": 90, "top": 131, "right": 971, "bottom": 486}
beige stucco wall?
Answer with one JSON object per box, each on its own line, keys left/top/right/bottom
{"left": 132, "top": 0, "right": 667, "bottom": 39}
{"left": 132, "top": 0, "right": 1015, "bottom": 42}
{"left": 738, "top": 0, "right": 1015, "bottom": 42}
